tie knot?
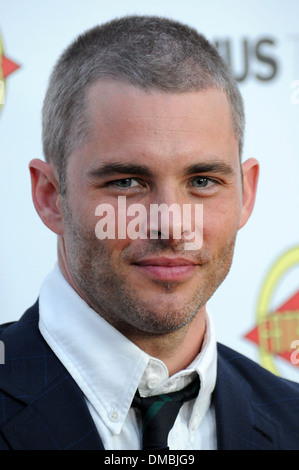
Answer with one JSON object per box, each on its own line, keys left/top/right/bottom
{"left": 133, "top": 376, "right": 200, "bottom": 407}
{"left": 132, "top": 377, "right": 200, "bottom": 450}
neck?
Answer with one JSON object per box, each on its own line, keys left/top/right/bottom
{"left": 126, "top": 309, "right": 207, "bottom": 376}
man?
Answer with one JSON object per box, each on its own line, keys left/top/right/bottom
{"left": 0, "top": 15, "right": 298, "bottom": 450}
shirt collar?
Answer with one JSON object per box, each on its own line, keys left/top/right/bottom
{"left": 38, "top": 263, "right": 217, "bottom": 435}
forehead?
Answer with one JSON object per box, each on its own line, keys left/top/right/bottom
{"left": 73, "top": 80, "right": 238, "bottom": 173}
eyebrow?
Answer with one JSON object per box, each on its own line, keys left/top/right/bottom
{"left": 87, "top": 159, "right": 235, "bottom": 181}
{"left": 87, "top": 162, "right": 154, "bottom": 179}
{"left": 182, "top": 160, "right": 235, "bottom": 176}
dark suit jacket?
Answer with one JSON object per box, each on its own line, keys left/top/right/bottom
{"left": 0, "top": 302, "right": 298, "bottom": 450}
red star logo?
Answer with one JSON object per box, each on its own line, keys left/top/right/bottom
{"left": 0, "top": 33, "right": 20, "bottom": 112}
{"left": 1, "top": 54, "right": 19, "bottom": 79}
{"left": 245, "top": 290, "right": 299, "bottom": 367}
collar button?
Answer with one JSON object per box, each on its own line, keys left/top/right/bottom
{"left": 147, "top": 376, "right": 160, "bottom": 389}
{"left": 109, "top": 410, "right": 120, "bottom": 422}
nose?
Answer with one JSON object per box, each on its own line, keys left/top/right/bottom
{"left": 143, "top": 184, "right": 182, "bottom": 242}
{"left": 147, "top": 202, "right": 183, "bottom": 241}
{"left": 144, "top": 186, "right": 203, "bottom": 250}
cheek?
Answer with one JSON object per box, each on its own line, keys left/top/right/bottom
{"left": 202, "top": 199, "right": 241, "bottom": 246}
{"left": 94, "top": 204, "right": 135, "bottom": 255}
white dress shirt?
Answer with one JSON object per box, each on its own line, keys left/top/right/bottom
{"left": 38, "top": 263, "right": 217, "bottom": 450}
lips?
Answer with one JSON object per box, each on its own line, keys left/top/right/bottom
{"left": 133, "top": 257, "right": 198, "bottom": 281}
{"left": 136, "top": 257, "right": 197, "bottom": 267}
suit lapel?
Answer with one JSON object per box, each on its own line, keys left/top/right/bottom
{"left": 1, "top": 372, "right": 104, "bottom": 450}
{"left": 3, "top": 372, "right": 104, "bottom": 450}
{"left": 214, "top": 344, "right": 278, "bottom": 450}
{"left": 0, "top": 303, "right": 104, "bottom": 450}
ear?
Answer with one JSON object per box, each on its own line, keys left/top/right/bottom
{"left": 238, "top": 158, "right": 259, "bottom": 230}
{"left": 29, "top": 158, "right": 64, "bottom": 235}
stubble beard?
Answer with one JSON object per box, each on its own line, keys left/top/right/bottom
{"left": 61, "top": 200, "right": 236, "bottom": 339}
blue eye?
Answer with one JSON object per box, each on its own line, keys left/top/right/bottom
{"left": 114, "top": 178, "right": 139, "bottom": 188}
{"left": 191, "top": 177, "right": 209, "bottom": 187}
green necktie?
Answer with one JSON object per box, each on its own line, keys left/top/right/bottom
{"left": 132, "top": 377, "right": 200, "bottom": 450}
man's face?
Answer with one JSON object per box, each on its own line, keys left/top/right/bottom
{"left": 59, "top": 81, "right": 246, "bottom": 337}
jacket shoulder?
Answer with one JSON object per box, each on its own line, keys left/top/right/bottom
{"left": 217, "top": 342, "right": 299, "bottom": 392}
{"left": 0, "top": 302, "right": 67, "bottom": 402}
{"left": 216, "top": 342, "right": 299, "bottom": 446}
{"left": 217, "top": 343, "right": 299, "bottom": 392}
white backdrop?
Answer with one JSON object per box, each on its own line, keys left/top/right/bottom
{"left": 1, "top": 0, "right": 298, "bottom": 382}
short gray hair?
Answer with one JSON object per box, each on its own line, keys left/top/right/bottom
{"left": 42, "top": 15, "right": 245, "bottom": 194}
